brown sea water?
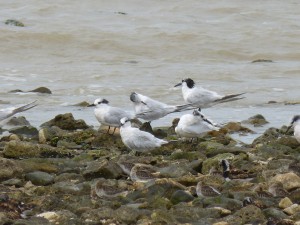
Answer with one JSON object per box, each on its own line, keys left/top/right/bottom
{"left": 0, "top": 0, "right": 299, "bottom": 143}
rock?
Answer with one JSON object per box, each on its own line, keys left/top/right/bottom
{"left": 73, "top": 101, "right": 90, "bottom": 107}
{"left": 263, "top": 208, "right": 289, "bottom": 220}
{"left": 283, "top": 204, "right": 300, "bottom": 215}
{"left": 270, "top": 172, "right": 300, "bottom": 191}
{"left": 243, "top": 114, "right": 269, "bottom": 126}
{"left": 29, "top": 87, "right": 52, "bottom": 94}
{"left": 82, "top": 159, "right": 123, "bottom": 180}
{"left": 251, "top": 59, "right": 273, "bottom": 63}
{"left": 25, "top": 171, "right": 54, "bottom": 186}
{"left": 36, "top": 210, "right": 78, "bottom": 224}
{"left": 170, "top": 149, "right": 202, "bottom": 161}
{"left": 81, "top": 206, "right": 146, "bottom": 224}
{"left": 13, "top": 217, "right": 51, "bottom": 225}
{"left": 252, "top": 127, "right": 281, "bottom": 146}
{"left": 2, "top": 178, "right": 23, "bottom": 187}
{"left": 158, "top": 161, "right": 198, "bottom": 178}
{"left": 3, "top": 141, "right": 75, "bottom": 158}
{"left": 5, "top": 19, "right": 25, "bottom": 27}
{"left": 38, "top": 126, "right": 67, "bottom": 144}
{"left": 223, "top": 122, "right": 254, "bottom": 133}
{"left": 9, "top": 126, "right": 39, "bottom": 137}
{"left": 279, "top": 197, "right": 293, "bottom": 209}
{"left": 202, "top": 153, "right": 235, "bottom": 174}
{"left": 7, "top": 116, "right": 30, "bottom": 126}
{"left": 41, "top": 113, "right": 89, "bottom": 130}
{"left": 277, "top": 136, "right": 300, "bottom": 149}
{"left": 170, "top": 190, "right": 194, "bottom": 205}
{"left": 224, "top": 205, "right": 266, "bottom": 224}
{"left": 169, "top": 204, "right": 223, "bottom": 223}
{"left": 52, "top": 181, "right": 90, "bottom": 195}
{"left": 54, "top": 173, "right": 84, "bottom": 183}
{"left": 56, "top": 140, "right": 82, "bottom": 149}
{"left": 0, "top": 157, "right": 23, "bottom": 181}
{"left": 201, "top": 196, "right": 243, "bottom": 211}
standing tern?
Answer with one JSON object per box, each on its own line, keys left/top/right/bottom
{"left": 120, "top": 117, "right": 168, "bottom": 153}
{"left": 0, "top": 100, "right": 37, "bottom": 123}
{"left": 130, "top": 92, "right": 194, "bottom": 121}
{"left": 88, "top": 98, "right": 134, "bottom": 134}
{"left": 175, "top": 109, "right": 219, "bottom": 138}
{"left": 286, "top": 115, "right": 300, "bottom": 143}
{"left": 174, "top": 78, "right": 245, "bottom": 109}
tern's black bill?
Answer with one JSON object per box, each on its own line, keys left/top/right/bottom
{"left": 174, "top": 82, "right": 182, "bottom": 87}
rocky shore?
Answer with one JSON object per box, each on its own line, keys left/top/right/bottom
{"left": 0, "top": 113, "right": 300, "bottom": 225}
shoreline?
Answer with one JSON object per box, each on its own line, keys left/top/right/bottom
{"left": 0, "top": 112, "right": 300, "bottom": 224}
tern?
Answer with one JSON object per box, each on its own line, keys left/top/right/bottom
{"left": 88, "top": 98, "right": 134, "bottom": 134}
{"left": 286, "top": 115, "right": 300, "bottom": 143}
{"left": 120, "top": 117, "right": 168, "bottom": 153}
{"left": 175, "top": 109, "right": 219, "bottom": 138}
{"left": 174, "top": 78, "right": 245, "bottom": 109}
{"left": 0, "top": 100, "right": 37, "bottom": 124}
{"left": 130, "top": 92, "right": 194, "bottom": 121}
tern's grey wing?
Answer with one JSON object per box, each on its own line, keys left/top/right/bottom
{"left": 0, "top": 101, "right": 37, "bottom": 122}
{"left": 129, "top": 129, "right": 164, "bottom": 151}
{"left": 104, "top": 108, "right": 133, "bottom": 127}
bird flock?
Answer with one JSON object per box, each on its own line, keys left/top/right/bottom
{"left": 1, "top": 78, "right": 300, "bottom": 200}
{"left": 1, "top": 78, "right": 299, "bottom": 151}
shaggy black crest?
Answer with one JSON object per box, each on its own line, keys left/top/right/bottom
{"left": 184, "top": 78, "right": 195, "bottom": 88}
{"left": 100, "top": 99, "right": 109, "bottom": 104}
{"left": 292, "top": 115, "right": 300, "bottom": 124}
{"left": 130, "top": 92, "right": 137, "bottom": 102}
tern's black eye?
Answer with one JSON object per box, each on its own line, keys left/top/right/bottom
{"left": 182, "top": 79, "right": 184, "bottom": 82}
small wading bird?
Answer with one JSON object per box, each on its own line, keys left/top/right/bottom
{"left": 130, "top": 92, "right": 195, "bottom": 122}
{"left": 88, "top": 98, "right": 134, "bottom": 135}
{"left": 119, "top": 117, "right": 168, "bottom": 154}
{"left": 286, "top": 115, "right": 300, "bottom": 143}
{"left": 175, "top": 109, "right": 219, "bottom": 139}
{"left": 174, "top": 78, "right": 245, "bottom": 109}
{"left": 196, "top": 181, "right": 221, "bottom": 197}
{"left": 0, "top": 100, "right": 37, "bottom": 124}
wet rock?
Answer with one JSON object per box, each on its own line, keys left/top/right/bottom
{"left": 29, "top": 87, "right": 52, "bottom": 94}
{"left": 9, "top": 126, "right": 39, "bottom": 137}
{"left": 170, "top": 190, "right": 194, "bottom": 204}
{"left": 252, "top": 127, "right": 281, "bottom": 146}
{"left": 52, "top": 181, "right": 90, "bottom": 195}
{"left": 170, "top": 149, "right": 203, "bottom": 161}
{"left": 56, "top": 140, "right": 82, "bottom": 149}
{"left": 5, "top": 19, "right": 25, "bottom": 27}
{"left": 38, "top": 126, "right": 68, "bottom": 144}
{"left": 13, "top": 217, "right": 51, "bottom": 225}
{"left": 54, "top": 173, "right": 84, "bottom": 183}
{"left": 279, "top": 197, "right": 293, "bottom": 209}
{"left": 0, "top": 157, "right": 23, "bottom": 181}
{"left": 158, "top": 161, "right": 199, "bottom": 178}
{"left": 251, "top": 59, "right": 273, "bottom": 63}
{"left": 7, "top": 116, "right": 30, "bottom": 126}
{"left": 40, "top": 113, "right": 89, "bottom": 130}
{"left": 81, "top": 206, "right": 146, "bottom": 224}
{"left": 170, "top": 204, "right": 223, "bottom": 223}
{"left": 277, "top": 136, "right": 300, "bottom": 149}
{"left": 224, "top": 205, "right": 266, "bottom": 224}
{"left": 25, "top": 171, "right": 54, "bottom": 186}
{"left": 3, "top": 141, "right": 75, "bottom": 158}
{"left": 201, "top": 196, "right": 243, "bottom": 211}
{"left": 202, "top": 153, "right": 235, "bottom": 174}
{"left": 36, "top": 210, "right": 78, "bottom": 224}
{"left": 270, "top": 172, "right": 300, "bottom": 191}
{"left": 82, "top": 159, "right": 123, "bottom": 180}
{"left": 283, "top": 204, "right": 300, "bottom": 215}
{"left": 263, "top": 208, "right": 289, "bottom": 220}
{"left": 243, "top": 114, "right": 269, "bottom": 127}
{"left": 2, "top": 178, "right": 23, "bottom": 187}
{"left": 223, "top": 122, "right": 254, "bottom": 133}
{"left": 73, "top": 101, "right": 90, "bottom": 107}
